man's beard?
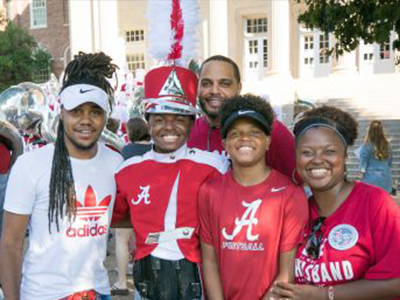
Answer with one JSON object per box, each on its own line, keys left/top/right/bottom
{"left": 199, "top": 98, "right": 220, "bottom": 122}
{"left": 64, "top": 130, "right": 100, "bottom": 152}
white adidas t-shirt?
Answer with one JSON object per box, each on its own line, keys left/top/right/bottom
{"left": 4, "top": 143, "right": 123, "bottom": 300}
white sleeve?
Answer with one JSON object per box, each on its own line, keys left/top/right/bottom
{"left": 4, "top": 156, "right": 36, "bottom": 215}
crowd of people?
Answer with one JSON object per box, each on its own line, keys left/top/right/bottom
{"left": 0, "top": 51, "right": 399, "bottom": 300}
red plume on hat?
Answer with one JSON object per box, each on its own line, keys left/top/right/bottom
{"left": 145, "top": 0, "right": 200, "bottom": 115}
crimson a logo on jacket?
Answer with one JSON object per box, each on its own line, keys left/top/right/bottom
{"left": 113, "top": 146, "right": 229, "bottom": 262}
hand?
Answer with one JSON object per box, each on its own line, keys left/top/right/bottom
{"left": 356, "top": 172, "right": 365, "bottom": 181}
{"left": 268, "top": 281, "right": 324, "bottom": 300}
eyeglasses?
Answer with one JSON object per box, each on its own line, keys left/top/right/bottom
{"left": 305, "top": 216, "right": 326, "bottom": 259}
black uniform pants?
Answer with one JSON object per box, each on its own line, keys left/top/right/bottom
{"left": 133, "top": 255, "right": 202, "bottom": 300}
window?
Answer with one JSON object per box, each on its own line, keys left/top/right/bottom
{"left": 30, "top": 0, "right": 47, "bottom": 29}
{"left": 364, "top": 53, "right": 374, "bottom": 61}
{"left": 319, "top": 33, "right": 329, "bottom": 64}
{"left": 303, "top": 35, "right": 314, "bottom": 66}
{"left": 263, "top": 39, "right": 268, "bottom": 68}
{"left": 299, "top": 30, "right": 332, "bottom": 78}
{"left": 249, "top": 40, "right": 258, "bottom": 55}
{"left": 33, "top": 67, "right": 50, "bottom": 83}
{"left": 246, "top": 18, "right": 267, "bottom": 34}
{"left": 304, "top": 36, "right": 314, "bottom": 50}
{"left": 363, "top": 43, "right": 374, "bottom": 61}
{"left": 126, "top": 54, "right": 145, "bottom": 77}
{"left": 243, "top": 17, "right": 268, "bottom": 79}
{"left": 304, "top": 57, "right": 314, "bottom": 65}
{"left": 126, "top": 30, "right": 144, "bottom": 43}
{"left": 379, "top": 41, "right": 390, "bottom": 59}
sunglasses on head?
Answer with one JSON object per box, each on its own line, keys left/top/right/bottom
{"left": 305, "top": 216, "right": 326, "bottom": 259}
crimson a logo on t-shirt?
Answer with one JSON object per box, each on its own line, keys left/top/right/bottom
{"left": 66, "top": 185, "right": 111, "bottom": 238}
{"left": 221, "top": 199, "right": 265, "bottom": 251}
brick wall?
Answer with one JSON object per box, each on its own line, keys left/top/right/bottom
{"left": 7, "top": 0, "right": 70, "bottom": 77}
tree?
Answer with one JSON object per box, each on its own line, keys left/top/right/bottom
{"left": 0, "top": 21, "right": 37, "bottom": 92}
{"left": 32, "top": 45, "right": 53, "bottom": 83}
{"left": 0, "top": 20, "right": 53, "bottom": 92}
{"left": 298, "top": 0, "right": 400, "bottom": 58}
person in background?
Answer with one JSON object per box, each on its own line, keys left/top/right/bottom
{"left": 359, "top": 120, "right": 393, "bottom": 193}
{"left": 0, "top": 141, "right": 11, "bottom": 236}
{"left": 120, "top": 117, "right": 151, "bottom": 160}
{"left": 106, "top": 117, "right": 121, "bottom": 135}
{"left": 0, "top": 52, "right": 123, "bottom": 300}
{"left": 188, "top": 55, "right": 299, "bottom": 183}
{"left": 0, "top": 130, "right": 23, "bottom": 298}
{"left": 199, "top": 94, "right": 308, "bottom": 300}
{"left": 270, "top": 106, "right": 400, "bottom": 300}
{"left": 112, "top": 117, "right": 151, "bottom": 296}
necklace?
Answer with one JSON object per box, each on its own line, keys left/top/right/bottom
{"left": 316, "top": 181, "right": 353, "bottom": 217}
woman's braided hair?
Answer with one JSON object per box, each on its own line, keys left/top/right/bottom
{"left": 48, "top": 52, "right": 118, "bottom": 232}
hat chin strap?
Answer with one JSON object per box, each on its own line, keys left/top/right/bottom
{"left": 145, "top": 98, "right": 198, "bottom": 115}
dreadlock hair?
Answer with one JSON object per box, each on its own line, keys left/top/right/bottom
{"left": 48, "top": 52, "right": 118, "bottom": 232}
{"left": 365, "top": 120, "right": 391, "bottom": 160}
{"left": 48, "top": 121, "right": 77, "bottom": 232}
{"left": 61, "top": 51, "right": 118, "bottom": 102}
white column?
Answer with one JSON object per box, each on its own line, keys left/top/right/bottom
{"left": 263, "top": 0, "right": 295, "bottom": 125}
{"left": 96, "top": 0, "right": 126, "bottom": 68}
{"left": 332, "top": 50, "right": 358, "bottom": 74}
{"left": 208, "top": 0, "right": 228, "bottom": 56}
{"left": 267, "top": 0, "right": 291, "bottom": 76}
{"left": 69, "top": 0, "right": 94, "bottom": 55}
{"left": 69, "top": 0, "right": 125, "bottom": 69}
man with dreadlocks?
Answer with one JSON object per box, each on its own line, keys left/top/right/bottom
{"left": 0, "top": 52, "right": 123, "bottom": 300}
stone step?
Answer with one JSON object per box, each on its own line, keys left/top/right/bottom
{"left": 312, "top": 94, "right": 400, "bottom": 189}
{"left": 347, "top": 169, "right": 400, "bottom": 177}
{"left": 351, "top": 142, "right": 400, "bottom": 149}
{"left": 347, "top": 154, "right": 400, "bottom": 160}
{"left": 347, "top": 164, "right": 400, "bottom": 170}
{"left": 355, "top": 132, "right": 400, "bottom": 139}
{"left": 347, "top": 153, "right": 400, "bottom": 159}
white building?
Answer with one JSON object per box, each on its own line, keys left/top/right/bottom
{"left": 68, "top": 0, "right": 400, "bottom": 123}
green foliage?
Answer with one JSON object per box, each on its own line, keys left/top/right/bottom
{"left": 0, "top": 21, "right": 37, "bottom": 92}
{"left": 0, "top": 20, "right": 53, "bottom": 91}
{"left": 32, "top": 46, "right": 53, "bottom": 71}
{"left": 188, "top": 59, "right": 200, "bottom": 75}
{"left": 298, "top": 0, "right": 400, "bottom": 58}
{"left": 32, "top": 46, "right": 53, "bottom": 83}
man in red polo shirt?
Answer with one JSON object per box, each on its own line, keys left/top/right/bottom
{"left": 187, "top": 55, "right": 299, "bottom": 183}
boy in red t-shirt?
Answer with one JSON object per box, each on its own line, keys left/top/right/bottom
{"left": 199, "top": 94, "right": 308, "bottom": 300}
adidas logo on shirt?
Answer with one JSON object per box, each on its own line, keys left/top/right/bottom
{"left": 66, "top": 185, "right": 111, "bottom": 238}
